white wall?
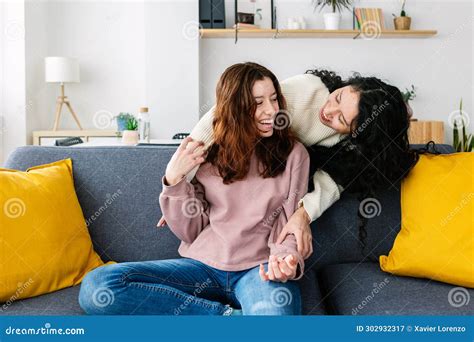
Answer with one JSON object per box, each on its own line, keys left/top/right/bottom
{"left": 0, "top": 0, "right": 26, "bottom": 165}
{"left": 22, "top": 0, "right": 199, "bottom": 148}
{"left": 200, "top": 0, "right": 473, "bottom": 144}
{"left": 25, "top": 0, "right": 147, "bottom": 138}
{"left": 144, "top": 0, "right": 200, "bottom": 138}
{"left": 1, "top": 0, "right": 471, "bottom": 164}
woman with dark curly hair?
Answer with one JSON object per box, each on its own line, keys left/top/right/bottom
{"left": 186, "top": 66, "right": 418, "bottom": 259}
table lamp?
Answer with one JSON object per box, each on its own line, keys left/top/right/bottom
{"left": 45, "top": 56, "right": 82, "bottom": 130}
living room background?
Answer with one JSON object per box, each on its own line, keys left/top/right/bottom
{"left": 0, "top": 0, "right": 472, "bottom": 165}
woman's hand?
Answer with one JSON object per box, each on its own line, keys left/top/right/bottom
{"left": 259, "top": 254, "right": 298, "bottom": 283}
{"left": 276, "top": 206, "right": 313, "bottom": 259}
{"left": 164, "top": 137, "right": 207, "bottom": 186}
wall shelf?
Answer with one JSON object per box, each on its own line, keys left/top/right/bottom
{"left": 200, "top": 29, "right": 437, "bottom": 39}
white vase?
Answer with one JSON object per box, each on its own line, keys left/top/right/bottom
{"left": 323, "top": 12, "right": 341, "bottom": 30}
{"left": 121, "top": 130, "right": 139, "bottom": 145}
{"left": 297, "top": 16, "right": 307, "bottom": 29}
{"left": 287, "top": 17, "right": 300, "bottom": 29}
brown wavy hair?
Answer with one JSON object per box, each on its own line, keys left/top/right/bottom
{"left": 206, "top": 62, "right": 296, "bottom": 184}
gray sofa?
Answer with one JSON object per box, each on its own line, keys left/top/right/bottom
{"left": 2, "top": 144, "right": 472, "bottom": 315}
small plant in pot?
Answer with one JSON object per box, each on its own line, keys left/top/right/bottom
{"left": 401, "top": 85, "right": 416, "bottom": 120}
{"left": 393, "top": 0, "right": 411, "bottom": 30}
{"left": 312, "top": 0, "right": 353, "bottom": 30}
{"left": 121, "top": 116, "right": 139, "bottom": 145}
{"left": 115, "top": 112, "right": 134, "bottom": 132}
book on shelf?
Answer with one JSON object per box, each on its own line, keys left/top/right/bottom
{"left": 353, "top": 8, "right": 385, "bottom": 30}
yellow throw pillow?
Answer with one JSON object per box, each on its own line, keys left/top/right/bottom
{"left": 0, "top": 158, "right": 114, "bottom": 302}
{"left": 380, "top": 153, "right": 474, "bottom": 288}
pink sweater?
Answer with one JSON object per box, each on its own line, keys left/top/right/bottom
{"left": 159, "top": 142, "right": 310, "bottom": 280}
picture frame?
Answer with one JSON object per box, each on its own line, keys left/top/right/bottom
{"left": 234, "top": 0, "right": 274, "bottom": 29}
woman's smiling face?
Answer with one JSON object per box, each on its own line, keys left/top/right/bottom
{"left": 319, "top": 85, "right": 360, "bottom": 134}
{"left": 252, "top": 77, "right": 280, "bottom": 138}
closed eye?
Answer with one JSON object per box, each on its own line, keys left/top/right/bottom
{"left": 340, "top": 113, "right": 349, "bottom": 126}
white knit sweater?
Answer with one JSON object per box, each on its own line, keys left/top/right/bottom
{"left": 188, "top": 74, "right": 346, "bottom": 222}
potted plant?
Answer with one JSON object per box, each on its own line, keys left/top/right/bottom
{"left": 453, "top": 99, "right": 473, "bottom": 152}
{"left": 312, "top": 0, "right": 353, "bottom": 30}
{"left": 393, "top": 0, "right": 411, "bottom": 30}
{"left": 121, "top": 116, "right": 139, "bottom": 145}
{"left": 401, "top": 85, "right": 416, "bottom": 120}
{"left": 115, "top": 112, "right": 134, "bottom": 132}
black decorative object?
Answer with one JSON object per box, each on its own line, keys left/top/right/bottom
{"left": 237, "top": 12, "right": 255, "bottom": 24}
{"left": 199, "top": 0, "right": 225, "bottom": 29}
{"left": 54, "top": 137, "right": 84, "bottom": 146}
{"left": 234, "top": 0, "right": 274, "bottom": 28}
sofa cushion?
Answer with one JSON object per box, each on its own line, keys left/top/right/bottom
{"left": 307, "top": 186, "right": 403, "bottom": 272}
{"left": 1, "top": 158, "right": 113, "bottom": 302}
{"left": 4, "top": 146, "right": 182, "bottom": 263}
{"left": 299, "top": 268, "right": 327, "bottom": 315}
{"left": 380, "top": 152, "right": 474, "bottom": 287}
{"left": 319, "top": 262, "right": 474, "bottom": 315}
{"left": 0, "top": 286, "right": 83, "bottom": 315}
{"left": 306, "top": 144, "right": 455, "bottom": 272}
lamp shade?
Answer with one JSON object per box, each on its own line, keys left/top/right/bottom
{"left": 45, "top": 57, "right": 80, "bottom": 83}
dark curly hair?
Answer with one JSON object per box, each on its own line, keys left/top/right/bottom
{"left": 304, "top": 69, "right": 420, "bottom": 254}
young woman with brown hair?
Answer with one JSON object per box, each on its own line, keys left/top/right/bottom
{"left": 78, "top": 62, "right": 310, "bottom": 315}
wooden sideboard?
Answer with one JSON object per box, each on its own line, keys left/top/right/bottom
{"left": 33, "top": 130, "right": 119, "bottom": 146}
{"left": 33, "top": 122, "right": 445, "bottom": 146}
{"left": 408, "top": 121, "right": 444, "bottom": 144}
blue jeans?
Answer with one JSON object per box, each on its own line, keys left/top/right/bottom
{"left": 78, "top": 258, "right": 301, "bottom": 315}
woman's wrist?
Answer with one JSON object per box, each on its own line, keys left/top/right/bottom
{"left": 164, "top": 173, "right": 184, "bottom": 186}
{"left": 297, "top": 206, "right": 311, "bottom": 224}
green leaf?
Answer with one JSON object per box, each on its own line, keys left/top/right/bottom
{"left": 125, "top": 117, "right": 138, "bottom": 131}
{"left": 453, "top": 118, "right": 459, "bottom": 150}
{"left": 313, "top": 0, "right": 353, "bottom": 13}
